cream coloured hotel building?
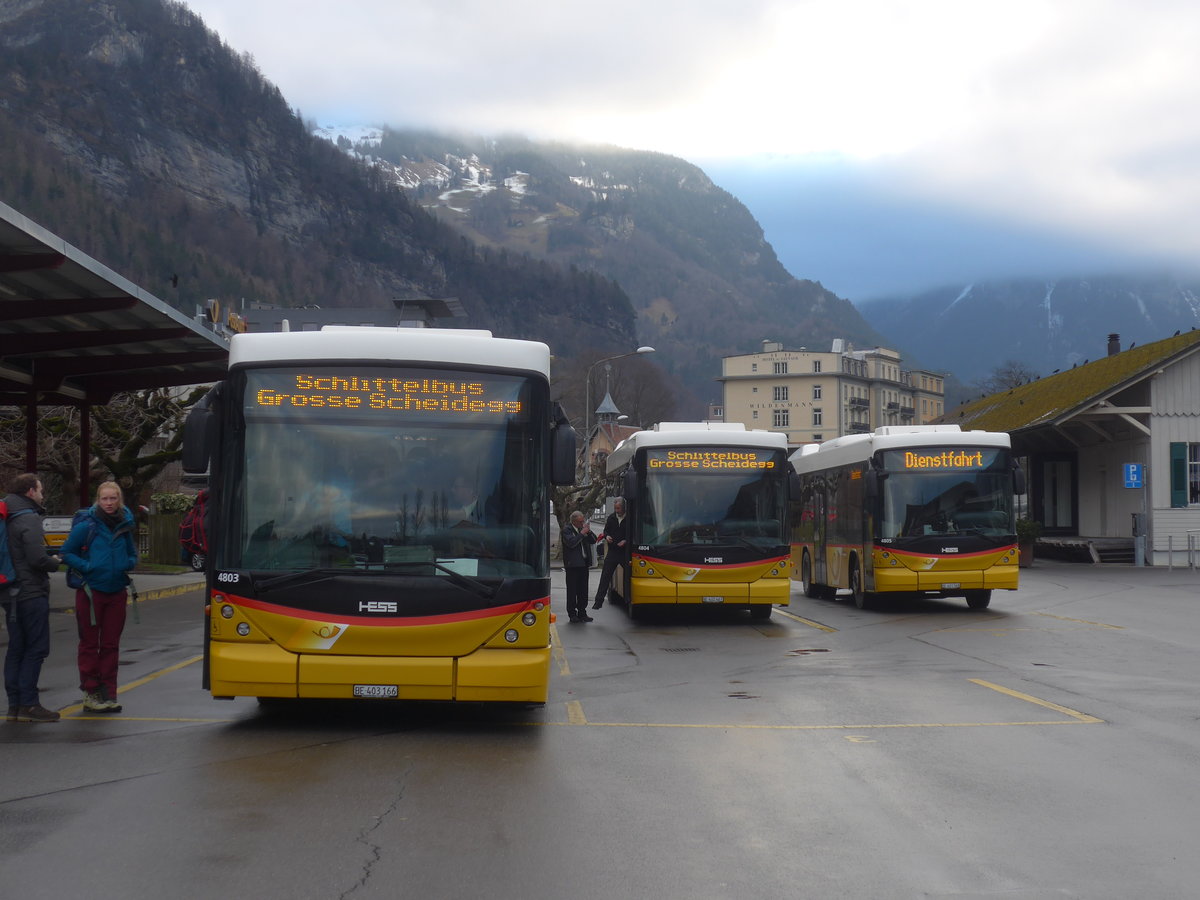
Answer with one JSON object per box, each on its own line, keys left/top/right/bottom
{"left": 714, "top": 340, "right": 946, "bottom": 446}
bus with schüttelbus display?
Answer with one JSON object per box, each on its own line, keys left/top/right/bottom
{"left": 790, "top": 425, "right": 1025, "bottom": 610}
{"left": 603, "top": 422, "right": 791, "bottom": 620}
{"left": 182, "top": 327, "right": 575, "bottom": 705}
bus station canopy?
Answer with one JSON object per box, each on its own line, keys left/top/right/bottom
{"left": 0, "top": 200, "right": 229, "bottom": 408}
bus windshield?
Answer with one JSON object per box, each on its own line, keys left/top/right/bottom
{"left": 635, "top": 447, "right": 787, "bottom": 547}
{"left": 878, "top": 447, "right": 1015, "bottom": 539}
{"left": 220, "top": 367, "right": 547, "bottom": 578}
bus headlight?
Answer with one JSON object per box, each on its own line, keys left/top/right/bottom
{"left": 504, "top": 629, "right": 519, "bottom": 643}
{"left": 236, "top": 622, "right": 251, "bottom": 636}
{"left": 221, "top": 605, "right": 235, "bottom": 619}
{"left": 522, "top": 612, "right": 537, "bottom": 626}
{"left": 533, "top": 601, "right": 546, "bottom": 611}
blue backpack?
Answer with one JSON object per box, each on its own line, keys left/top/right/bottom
{"left": 0, "top": 500, "right": 35, "bottom": 589}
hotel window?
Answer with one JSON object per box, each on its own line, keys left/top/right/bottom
{"left": 812, "top": 385, "right": 822, "bottom": 400}
{"left": 774, "top": 361, "right": 788, "bottom": 374}
{"left": 773, "top": 409, "right": 789, "bottom": 427}
{"left": 773, "top": 386, "right": 788, "bottom": 401}
{"left": 812, "top": 408, "right": 823, "bottom": 426}
{"left": 812, "top": 360, "right": 822, "bottom": 373}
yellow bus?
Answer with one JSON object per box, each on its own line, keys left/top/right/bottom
{"left": 603, "top": 423, "right": 791, "bottom": 620}
{"left": 790, "top": 425, "right": 1025, "bottom": 610}
{"left": 182, "top": 327, "right": 575, "bottom": 704}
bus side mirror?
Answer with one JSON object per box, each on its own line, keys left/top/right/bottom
{"left": 1013, "top": 464, "right": 1027, "bottom": 495}
{"left": 623, "top": 468, "right": 637, "bottom": 501}
{"left": 182, "top": 389, "right": 216, "bottom": 475}
{"left": 865, "top": 469, "right": 880, "bottom": 500}
{"left": 550, "top": 404, "right": 576, "bottom": 486}
{"left": 788, "top": 472, "right": 801, "bottom": 501}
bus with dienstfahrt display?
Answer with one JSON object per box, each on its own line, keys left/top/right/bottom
{"left": 790, "top": 425, "right": 1025, "bottom": 610}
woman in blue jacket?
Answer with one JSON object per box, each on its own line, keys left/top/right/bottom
{"left": 61, "top": 481, "right": 139, "bottom": 714}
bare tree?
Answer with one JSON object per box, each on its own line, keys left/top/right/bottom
{"left": 0, "top": 386, "right": 208, "bottom": 512}
{"left": 973, "top": 360, "right": 1040, "bottom": 396}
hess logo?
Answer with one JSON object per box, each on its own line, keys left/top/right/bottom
{"left": 704, "top": 556, "right": 724, "bottom": 564}
{"left": 359, "top": 601, "right": 398, "bottom": 613}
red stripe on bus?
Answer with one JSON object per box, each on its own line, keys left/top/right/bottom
{"left": 635, "top": 553, "right": 789, "bottom": 571}
{"left": 211, "top": 593, "right": 547, "bottom": 627}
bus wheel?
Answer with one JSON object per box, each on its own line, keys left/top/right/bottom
{"left": 749, "top": 605, "right": 772, "bottom": 621}
{"left": 627, "top": 602, "right": 643, "bottom": 621}
{"left": 801, "top": 553, "right": 821, "bottom": 599}
{"left": 850, "top": 561, "right": 874, "bottom": 610}
{"left": 965, "top": 590, "right": 992, "bottom": 610}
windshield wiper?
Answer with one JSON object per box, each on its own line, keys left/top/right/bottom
{"left": 255, "top": 567, "right": 369, "bottom": 593}
{"left": 379, "top": 561, "right": 498, "bottom": 600}
{"left": 254, "top": 561, "right": 497, "bottom": 600}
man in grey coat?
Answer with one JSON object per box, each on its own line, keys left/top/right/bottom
{"left": 4, "top": 473, "right": 63, "bottom": 723}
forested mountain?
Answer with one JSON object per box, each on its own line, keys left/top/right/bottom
{"left": 0, "top": 0, "right": 636, "bottom": 367}
{"left": 329, "top": 128, "right": 887, "bottom": 406}
{"left": 0, "top": 0, "right": 891, "bottom": 420}
{"left": 857, "top": 275, "right": 1200, "bottom": 388}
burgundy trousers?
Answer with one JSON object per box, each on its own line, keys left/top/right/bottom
{"left": 75, "top": 587, "right": 128, "bottom": 696}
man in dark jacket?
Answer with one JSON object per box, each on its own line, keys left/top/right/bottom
{"left": 561, "top": 510, "right": 597, "bottom": 623}
{"left": 4, "top": 474, "right": 63, "bottom": 723}
{"left": 593, "top": 497, "right": 628, "bottom": 610}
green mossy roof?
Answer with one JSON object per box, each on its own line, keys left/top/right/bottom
{"left": 945, "top": 330, "right": 1200, "bottom": 434}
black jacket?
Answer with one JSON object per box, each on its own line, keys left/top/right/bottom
{"left": 601, "top": 512, "right": 628, "bottom": 549}
{"left": 561, "top": 522, "right": 596, "bottom": 568}
{"left": 3, "top": 492, "right": 59, "bottom": 602}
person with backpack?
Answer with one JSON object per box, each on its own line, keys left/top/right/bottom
{"left": 3, "top": 473, "right": 63, "bottom": 723}
{"left": 61, "top": 481, "right": 139, "bottom": 714}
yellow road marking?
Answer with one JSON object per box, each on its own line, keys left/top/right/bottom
{"left": 970, "top": 678, "right": 1104, "bottom": 723}
{"left": 772, "top": 608, "right": 837, "bottom": 632}
{"left": 137, "top": 582, "right": 205, "bottom": 602}
{"left": 60, "top": 655, "right": 203, "bottom": 716}
{"left": 67, "top": 716, "right": 234, "bottom": 722}
{"left": 541, "top": 719, "right": 1097, "bottom": 729}
{"left": 551, "top": 679, "right": 1104, "bottom": 729}
{"left": 551, "top": 622, "right": 570, "bottom": 675}
{"left": 1033, "top": 611, "right": 1123, "bottom": 629}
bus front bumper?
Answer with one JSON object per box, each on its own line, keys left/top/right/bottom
{"left": 208, "top": 642, "right": 551, "bottom": 704}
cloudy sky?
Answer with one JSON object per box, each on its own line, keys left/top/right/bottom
{"left": 182, "top": 0, "right": 1200, "bottom": 301}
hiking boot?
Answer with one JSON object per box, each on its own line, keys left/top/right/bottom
{"left": 82, "top": 691, "right": 108, "bottom": 712}
{"left": 98, "top": 686, "right": 122, "bottom": 713}
{"left": 6, "top": 705, "right": 17, "bottom": 722}
{"left": 17, "top": 704, "right": 61, "bottom": 723}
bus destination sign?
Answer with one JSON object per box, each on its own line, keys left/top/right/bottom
{"left": 901, "top": 450, "right": 986, "bottom": 470}
{"left": 646, "top": 449, "right": 778, "bottom": 471}
{"left": 247, "top": 370, "right": 525, "bottom": 419}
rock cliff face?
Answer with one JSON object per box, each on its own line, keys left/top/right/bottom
{"left": 0, "top": 0, "right": 637, "bottom": 360}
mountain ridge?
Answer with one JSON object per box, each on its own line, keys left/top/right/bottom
{"left": 857, "top": 274, "right": 1200, "bottom": 388}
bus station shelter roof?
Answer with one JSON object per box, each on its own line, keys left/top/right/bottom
{"left": 0, "top": 199, "right": 229, "bottom": 408}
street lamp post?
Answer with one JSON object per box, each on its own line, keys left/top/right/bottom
{"left": 582, "top": 346, "right": 654, "bottom": 481}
